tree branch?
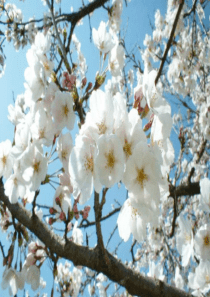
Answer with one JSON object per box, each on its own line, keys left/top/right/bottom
{"left": 61, "top": 0, "right": 109, "bottom": 25}
{"left": 169, "top": 182, "right": 200, "bottom": 199}
{"left": 155, "top": 0, "right": 185, "bottom": 85}
{"left": 0, "top": 180, "right": 193, "bottom": 297}
{"left": 183, "top": 0, "right": 198, "bottom": 18}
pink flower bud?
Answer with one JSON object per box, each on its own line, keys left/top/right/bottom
{"left": 75, "top": 213, "right": 80, "bottom": 219}
{"left": 81, "top": 77, "right": 87, "bottom": 88}
{"left": 49, "top": 217, "right": 54, "bottom": 225}
{"left": 73, "top": 204, "right": 78, "bottom": 212}
{"left": 143, "top": 113, "right": 154, "bottom": 132}
{"left": 49, "top": 207, "right": 57, "bottom": 215}
{"left": 59, "top": 212, "right": 66, "bottom": 221}
{"left": 82, "top": 211, "right": 88, "bottom": 219}
{"left": 84, "top": 206, "right": 90, "bottom": 213}
{"left": 55, "top": 197, "right": 61, "bottom": 207}
{"left": 85, "top": 82, "right": 92, "bottom": 93}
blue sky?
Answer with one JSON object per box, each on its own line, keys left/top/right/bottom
{"left": 0, "top": 0, "right": 167, "bottom": 296}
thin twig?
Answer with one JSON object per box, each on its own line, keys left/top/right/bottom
{"left": 46, "top": 0, "right": 71, "bottom": 73}
{"left": 155, "top": 0, "right": 185, "bottom": 85}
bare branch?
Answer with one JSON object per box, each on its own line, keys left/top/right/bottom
{"left": 183, "top": 0, "right": 198, "bottom": 18}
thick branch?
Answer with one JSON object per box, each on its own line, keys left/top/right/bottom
{"left": 0, "top": 180, "right": 192, "bottom": 297}
{"left": 62, "top": 0, "right": 109, "bottom": 25}
{"left": 169, "top": 182, "right": 200, "bottom": 199}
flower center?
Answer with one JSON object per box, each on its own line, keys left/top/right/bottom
{"left": 185, "top": 234, "right": 191, "bottom": 243}
{"left": 96, "top": 122, "right": 107, "bottom": 135}
{"left": 63, "top": 104, "right": 69, "bottom": 117}
{"left": 84, "top": 156, "right": 94, "bottom": 173}
{"left": 59, "top": 193, "right": 64, "bottom": 202}
{"left": 105, "top": 150, "right": 115, "bottom": 169}
{"left": 2, "top": 155, "right": 7, "bottom": 166}
{"left": 110, "top": 61, "right": 116, "bottom": 71}
{"left": 136, "top": 168, "right": 148, "bottom": 189}
{"left": 13, "top": 177, "right": 18, "bottom": 186}
{"left": 39, "top": 129, "right": 45, "bottom": 139}
{"left": 61, "top": 150, "right": 68, "bottom": 160}
{"left": 204, "top": 235, "right": 210, "bottom": 246}
{"left": 132, "top": 206, "right": 138, "bottom": 217}
{"left": 205, "top": 274, "right": 210, "bottom": 283}
{"left": 123, "top": 140, "right": 132, "bottom": 158}
{"left": 43, "top": 61, "right": 50, "bottom": 71}
{"left": 99, "top": 41, "right": 105, "bottom": 50}
{"left": 33, "top": 161, "right": 40, "bottom": 173}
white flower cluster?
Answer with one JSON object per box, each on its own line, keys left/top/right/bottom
{"left": 130, "top": 3, "right": 210, "bottom": 295}
{"left": 1, "top": 239, "right": 46, "bottom": 295}
{"left": 3, "top": 3, "right": 37, "bottom": 50}
{"left": 55, "top": 261, "right": 82, "bottom": 297}
{"left": 69, "top": 69, "right": 172, "bottom": 242}
{"left": 0, "top": 31, "right": 75, "bottom": 207}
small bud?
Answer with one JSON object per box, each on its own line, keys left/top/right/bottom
{"left": 81, "top": 77, "right": 87, "bottom": 88}
{"left": 63, "top": 28, "right": 67, "bottom": 39}
{"left": 59, "top": 212, "right": 66, "bottom": 221}
{"left": 49, "top": 217, "right": 55, "bottom": 225}
{"left": 143, "top": 114, "right": 154, "bottom": 132}
{"left": 51, "top": 72, "right": 57, "bottom": 83}
{"left": 68, "top": 211, "right": 74, "bottom": 222}
{"left": 84, "top": 206, "right": 91, "bottom": 213}
{"left": 41, "top": 174, "right": 50, "bottom": 185}
{"left": 95, "top": 74, "right": 106, "bottom": 89}
{"left": 85, "top": 82, "right": 92, "bottom": 93}
{"left": 55, "top": 197, "right": 61, "bottom": 207}
{"left": 22, "top": 228, "right": 29, "bottom": 242}
{"left": 49, "top": 207, "right": 57, "bottom": 215}
{"left": 3, "top": 256, "right": 8, "bottom": 266}
{"left": 57, "top": 46, "right": 63, "bottom": 58}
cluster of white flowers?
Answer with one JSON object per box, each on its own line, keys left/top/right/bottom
{"left": 1, "top": 0, "right": 210, "bottom": 296}
{"left": 3, "top": 3, "right": 38, "bottom": 50}
{"left": 55, "top": 261, "right": 82, "bottom": 297}
{"left": 0, "top": 28, "right": 77, "bottom": 295}
{"left": 69, "top": 67, "right": 172, "bottom": 243}
{"left": 1, "top": 239, "right": 46, "bottom": 295}
{"left": 129, "top": 2, "right": 210, "bottom": 296}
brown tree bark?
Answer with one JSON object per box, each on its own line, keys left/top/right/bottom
{"left": 0, "top": 179, "right": 193, "bottom": 297}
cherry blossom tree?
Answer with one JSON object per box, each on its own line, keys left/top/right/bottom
{"left": 0, "top": 0, "right": 210, "bottom": 296}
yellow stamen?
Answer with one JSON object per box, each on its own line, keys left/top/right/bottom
{"left": 96, "top": 122, "right": 107, "bottom": 135}
{"left": 105, "top": 150, "right": 115, "bottom": 169}
{"left": 39, "top": 129, "right": 45, "bottom": 139}
{"left": 63, "top": 104, "right": 69, "bottom": 117}
{"left": 204, "top": 235, "right": 210, "bottom": 246}
{"left": 84, "top": 156, "right": 94, "bottom": 173}
{"left": 33, "top": 161, "right": 40, "bottom": 173}
{"left": 136, "top": 168, "right": 148, "bottom": 189}
{"left": 123, "top": 140, "right": 132, "bottom": 158}
{"left": 2, "top": 155, "right": 6, "bottom": 166}
{"left": 43, "top": 61, "right": 50, "bottom": 71}
{"left": 61, "top": 150, "right": 67, "bottom": 160}
{"left": 205, "top": 275, "right": 210, "bottom": 283}
{"left": 185, "top": 234, "right": 191, "bottom": 243}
